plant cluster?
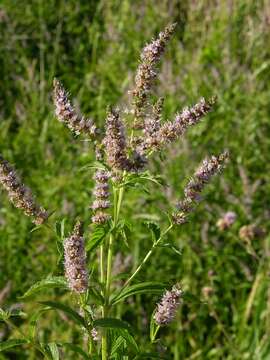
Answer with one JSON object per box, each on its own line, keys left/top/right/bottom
{"left": 0, "top": 24, "right": 228, "bottom": 359}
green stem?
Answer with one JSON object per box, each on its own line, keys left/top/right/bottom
{"left": 101, "top": 184, "right": 125, "bottom": 359}
{"left": 122, "top": 224, "right": 173, "bottom": 290}
{"left": 100, "top": 243, "right": 107, "bottom": 359}
{"left": 152, "top": 325, "right": 160, "bottom": 342}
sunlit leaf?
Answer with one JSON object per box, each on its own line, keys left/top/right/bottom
{"left": 86, "top": 225, "right": 108, "bottom": 252}
{"left": 111, "top": 282, "right": 167, "bottom": 305}
{"left": 21, "top": 277, "right": 67, "bottom": 299}
{"left": 0, "top": 339, "right": 28, "bottom": 352}
{"left": 39, "top": 301, "right": 88, "bottom": 329}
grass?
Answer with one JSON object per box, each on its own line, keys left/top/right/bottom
{"left": 0, "top": 0, "right": 270, "bottom": 358}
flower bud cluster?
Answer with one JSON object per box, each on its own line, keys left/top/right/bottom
{"left": 53, "top": 78, "right": 96, "bottom": 136}
{"left": 0, "top": 155, "right": 48, "bottom": 225}
{"left": 91, "top": 169, "right": 111, "bottom": 224}
{"left": 103, "top": 108, "right": 146, "bottom": 172}
{"left": 217, "top": 211, "right": 237, "bottom": 231}
{"left": 143, "top": 97, "right": 163, "bottom": 136}
{"left": 173, "top": 151, "right": 229, "bottom": 224}
{"left": 64, "top": 221, "right": 88, "bottom": 293}
{"left": 132, "top": 24, "right": 176, "bottom": 128}
{"left": 140, "top": 97, "right": 216, "bottom": 153}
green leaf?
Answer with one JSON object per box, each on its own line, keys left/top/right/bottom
{"left": 29, "top": 308, "right": 49, "bottom": 339}
{"left": 110, "top": 336, "right": 126, "bottom": 357}
{"left": 158, "top": 243, "right": 182, "bottom": 256}
{"left": 144, "top": 221, "right": 161, "bottom": 242}
{"left": 39, "top": 301, "right": 87, "bottom": 329}
{"left": 86, "top": 225, "right": 107, "bottom": 252}
{"left": 0, "top": 308, "right": 26, "bottom": 321}
{"left": 61, "top": 343, "right": 90, "bottom": 359}
{"left": 111, "top": 282, "right": 167, "bottom": 305}
{"left": 93, "top": 318, "right": 132, "bottom": 333}
{"left": 150, "top": 315, "right": 160, "bottom": 343}
{"left": 117, "top": 329, "right": 139, "bottom": 353}
{"left": 0, "top": 339, "right": 28, "bottom": 352}
{"left": 54, "top": 218, "right": 67, "bottom": 239}
{"left": 88, "top": 287, "right": 104, "bottom": 305}
{"left": 21, "top": 277, "right": 67, "bottom": 299}
{"left": 47, "top": 343, "right": 60, "bottom": 360}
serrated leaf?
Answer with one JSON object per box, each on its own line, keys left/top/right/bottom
{"left": 86, "top": 225, "right": 107, "bottom": 252}
{"left": 39, "top": 301, "right": 88, "bottom": 329}
{"left": 0, "top": 308, "right": 7, "bottom": 321}
{"left": 0, "top": 308, "right": 26, "bottom": 321}
{"left": 158, "top": 243, "right": 182, "bottom": 256}
{"left": 144, "top": 221, "right": 160, "bottom": 242}
{"left": 54, "top": 218, "right": 67, "bottom": 239}
{"left": 117, "top": 329, "right": 139, "bottom": 353}
{"left": 21, "top": 277, "right": 67, "bottom": 299}
{"left": 110, "top": 336, "right": 126, "bottom": 357}
{"left": 47, "top": 343, "right": 59, "bottom": 360}
{"left": 93, "top": 318, "right": 132, "bottom": 333}
{"left": 88, "top": 287, "right": 104, "bottom": 305}
{"left": 111, "top": 282, "right": 167, "bottom": 305}
{"left": 0, "top": 339, "right": 28, "bottom": 352}
{"left": 29, "top": 308, "right": 49, "bottom": 339}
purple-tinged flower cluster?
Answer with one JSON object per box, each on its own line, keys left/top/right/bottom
{"left": 140, "top": 97, "right": 216, "bottom": 153}
{"left": 53, "top": 78, "right": 97, "bottom": 136}
{"left": 239, "top": 224, "right": 265, "bottom": 242}
{"left": 144, "top": 97, "right": 163, "bottom": 136}
{"left": 103, "top": 108, "right": 146, "bottom": 172}
{"left": 91, "top": 327, "right": 99, "bottom": 341}
{"left": 64, "top": 221, "right": 88, "bottom": 293}
{"left": 154, "top": 285, "right": 182, "bottom": 326}
{"left": 91, "top": 169, "right": 111, "bottom": 224}
{"left": 173, "top": 151, "right": 229, "bottom": 225}
{"left": 0, "top": 155, "right": 48, "bottom": 225}
{"left": 217, "top": 211, "right": 237, "bottom": 231}
{"left": 132, "top": 24, "right": 176, "bottom": 128}
{"left": 102, "top": 108, "right": 130, "bottom": 170}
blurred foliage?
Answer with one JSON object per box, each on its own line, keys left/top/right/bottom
{"left": 0, "top": 0, "right": 270, "bottom": 358}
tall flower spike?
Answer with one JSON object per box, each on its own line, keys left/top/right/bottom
{"left": 103, "top": 108, "right": 146, "bottom": 172}
{"left": 172, "top": 151, "right": 229, "bottom": 225}
{"left": 154, "top": 285, "right": 182, "bottom": 326}
{"left": 141, "top": 97, "right": 216, "bottom": 153}
{"left": 103, "top": 107, "right": 130, "bottom": 170}
{"left": 64, "top": 221, "right": 88, "bottom": 293}
{"left": 91, "top": 169, "right": 111, "bottom": 224}
{"left": 144, "top": 97, "right": 163, "bottom": 136}
{"left": 53, "top": 78, "right": 97, "bottom": 136}
{"left": 0, "top": 155, "right": 48, "bottom": 225}
{"left": 132, "top": 24, "right": 176, "bottom": 129}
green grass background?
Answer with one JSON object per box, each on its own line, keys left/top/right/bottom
{"left": 1, "top": 0, "right": 270, "bottom": 358}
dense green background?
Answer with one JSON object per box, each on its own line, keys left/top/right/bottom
{"left": 1, "top": 0, "right": 270, "bottom": 358}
